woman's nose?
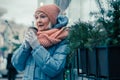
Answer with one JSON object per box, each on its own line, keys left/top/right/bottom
{"left": 37, "top": 17, "right": 42, "bottom": 23}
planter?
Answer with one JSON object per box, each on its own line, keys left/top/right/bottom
{"left": 77, "top": 48, "right": 97, "bottom": 77}
{"left": 96, "top": 46, "right": 120, "bottom": 79}
{"left": 77, "top": 48, "right": 88, "bottom": 75}
{"left": 76, "top": 46, "right": 120, "bottom": 79}
{"left": 87, "top": 48, "right": 97, "bottom": 76}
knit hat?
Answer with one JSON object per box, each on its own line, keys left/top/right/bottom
{"left": 35, "top": 4, "right": 60, "bottom": 25}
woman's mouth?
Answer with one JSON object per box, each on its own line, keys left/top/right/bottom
{"left": 38, "top": 24, "right": 44, "bottom": 27}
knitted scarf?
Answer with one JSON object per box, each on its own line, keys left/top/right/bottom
{"left": 37, "top": 27, "right": 69, "bottom": 47}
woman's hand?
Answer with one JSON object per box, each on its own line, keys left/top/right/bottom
{"left": 25, "top": 30, "right": 40, "bottom": 49}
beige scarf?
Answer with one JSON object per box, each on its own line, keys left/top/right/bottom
{"left": 37, "top": 27, "right": 69, "bottom": 47}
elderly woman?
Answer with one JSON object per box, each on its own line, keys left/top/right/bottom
{"left": 12, "top": 4, "right": 70, "bottom": 80}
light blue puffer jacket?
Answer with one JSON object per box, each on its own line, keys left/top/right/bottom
{"left": 11, "top": 15, "right": 70, "bottom": 80}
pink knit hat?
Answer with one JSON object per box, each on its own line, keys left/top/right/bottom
{"left": 35, "top": 4, "right": 60, "bottom": 25}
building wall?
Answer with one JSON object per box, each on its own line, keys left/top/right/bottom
{"left": 37, "top": 0, "right": 107, "bottom": 26}
{"left": 0, "top": 20, "right": 27, "bottom": 55}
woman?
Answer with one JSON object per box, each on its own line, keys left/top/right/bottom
{"left": 12, "top": 4, "right": 70, "bottom": 80}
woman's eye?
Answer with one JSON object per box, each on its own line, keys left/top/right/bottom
{"left": 35, "top": 16, "right": 38, "bottom": 19}
{"left": 40, "top": 15, "right": 46, "bottom": 18}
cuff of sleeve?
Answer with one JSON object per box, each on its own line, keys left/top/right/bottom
{"left": 31, "top": 40, "right": 40, "bottom": 49}
{"left": 22, "top": 41, "right": 31, "bottom": 49}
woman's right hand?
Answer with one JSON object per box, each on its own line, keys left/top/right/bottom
{"left": 23, "top": 32, "right": 31, "bottom": 48}
{"left": 23, "top": 27, "right": 39, "bottom": 49}
{"left": 23, "top": 27, "right": 36, "bottom": 48}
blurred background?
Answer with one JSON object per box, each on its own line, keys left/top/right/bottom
{"left": 0, "top": 0, "right": 107, "bottom": 79}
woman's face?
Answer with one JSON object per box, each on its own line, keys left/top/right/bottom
{"left": 34, "top": 12, "right": 51, "bottom": 31}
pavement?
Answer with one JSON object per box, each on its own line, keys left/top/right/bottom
{"left": 0, "top": 78, "right": 22, "bottom": 80}
{"left": 0, "top": 73, "right": 23, "bottom": 80}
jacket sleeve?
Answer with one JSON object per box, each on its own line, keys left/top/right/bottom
{"left": 11, "top": 44, "right": 32, "bottom": 72}
{"left": 31, "top": 39, "right": 70, "bottom": 77}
